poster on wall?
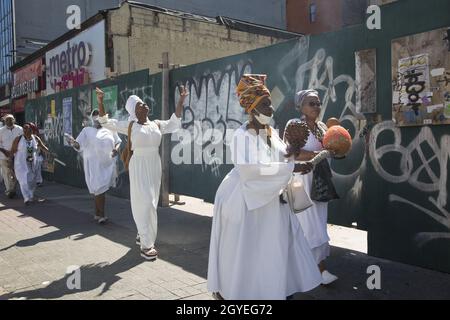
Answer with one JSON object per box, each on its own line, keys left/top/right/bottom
{"left": 355, "top": 48, "right": 377, "bottom": 114}
{"left": 78, "top": 88, "right": 92, "bottom": 127}
{"left": 392, "top": 27, "right": 450, "bottom": 126}
{"left": 91, "top": 85, "right": 118, "bottom": 116}
{"left": 41, "top": 153, "right": 55, "bottom": 173}
{"left": 50, "top": 99, "right": 56, "bottom": 118}
{"left": 63, "top": 97, "right": 73, "bottom": 146}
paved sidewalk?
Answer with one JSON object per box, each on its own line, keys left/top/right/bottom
{"left": 0, "top": 181, "right": 450, "bottom": 300}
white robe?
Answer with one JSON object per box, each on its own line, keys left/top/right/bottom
{"left": 14, "top": 136, "right": 39, "bottom": 202}
{"left": 207, "top": 123, "right": 322, "bottom": 300}
{"left": 284, "top": 119, "right": 330, "bottom": 264}
{"left": 75, "top": 127, "right": 122, "bottom": 196}
{"left": 99, "top": 113, "right": 181, "bottom": 250}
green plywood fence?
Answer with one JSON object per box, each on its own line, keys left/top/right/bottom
{"left": 25, "top": 69, "right": 163, "bottom": 198}
{"left": 25, "top": 0, "right": 450, "bottom": 273}
{"left": 168, "top": 0, "right": 450, "bottom": 273}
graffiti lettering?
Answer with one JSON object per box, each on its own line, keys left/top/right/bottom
{"left": 370, "top": 121, "right": 449, "bottom": 208}
{"left": 405, "top": 70, "right": 425, "bottom": 114}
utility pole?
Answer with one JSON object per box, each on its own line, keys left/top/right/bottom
{"left": 159, "top": 52, "right": 170, "bottom": 207}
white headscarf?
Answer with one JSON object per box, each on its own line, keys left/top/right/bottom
{"left": 125, "top": 95, "right": 144, "bottom": 122}
{"left": 295, "top": 89, "right": 319, "bottom": 110}
{"left": 90, "top": 109, "right": 100, "bottom": 127}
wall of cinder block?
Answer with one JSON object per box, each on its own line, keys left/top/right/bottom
{"left": 108, "top": 3, "right": 284, "bottom": 75}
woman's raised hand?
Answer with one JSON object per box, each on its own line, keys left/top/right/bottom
{"left": 179, "top": 85, "right": 189, "bottom": 102}
{"left": 175, "top": 85, "right": 189, "bottom": 118}
{"left": 96, "top": 87, "right": 106, "bottom": 116}
{"left": 96, "top": 87, "right": 105, "bottom": 102}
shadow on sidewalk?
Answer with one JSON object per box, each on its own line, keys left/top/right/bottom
{"left": 0, "top": 185, "right": 211, "bottom": 300}
{"left": 3, "top": 184, "right": 450, "bottom": 300}
{"left": 0, "top": 250, "right": 140, "bottom": 300}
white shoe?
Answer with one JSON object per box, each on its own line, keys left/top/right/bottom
{"left": 321, "top": 270, "right": 338, "bottom": 285}
{"left": 94, "top": 215, "right": 108, "bottom": 224}
{"left": 97, "top": 217, "right": 108, "bottom": 224}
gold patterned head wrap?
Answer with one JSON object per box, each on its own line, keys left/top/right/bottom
{"left": 236, "top": 74, "right": 271, "bottom": 113}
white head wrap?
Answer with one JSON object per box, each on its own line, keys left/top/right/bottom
{"left": 90, "top": 109, "right": 100, "bottom": 126}
{"left": 125, "top": 95, "right": 144, "bottom": 122}
{"left": 295, "top": 89, "right": 319, "bottom": 110}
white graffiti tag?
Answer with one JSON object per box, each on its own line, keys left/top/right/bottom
{"left": 390, "top": 194, "right": 450, "bottom": 247}
{"left": 369, "top": 121, "right": 449, "bottom": 208}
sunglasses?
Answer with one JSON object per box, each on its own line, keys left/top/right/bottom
{"left": 308, "top": 101, "right": 322, "bottom": 107}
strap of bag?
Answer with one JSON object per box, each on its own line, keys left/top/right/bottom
{"left": 127, "top": 121, "right": 134, "bottom": 153}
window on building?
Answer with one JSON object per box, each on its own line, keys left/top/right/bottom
{"left": 310, "top": 3, "right": 317, "bottom": 23}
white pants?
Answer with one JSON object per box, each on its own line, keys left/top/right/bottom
{"left": 0, "top": 159, "right": 17, "bottom": 194}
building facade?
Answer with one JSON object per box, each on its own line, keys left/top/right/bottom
{"left": 1, "top": 0, "right": 121, "bottom": 115}
{"left": 0, "top": 0, "right": 14, "bottom": 86}
{"left": 129, "top": 0, "right": 286, "bottom": 29}
{"left": 0, "top": 0, "right": 14, "bottom": 114}
{"left": 286, "top": 0, "right": 398, "bottom": 35}
{"left": 11, "top": 1, "right": 297, "bottom": 98}
{"left": 0, "top": 0, "right": 286, "bottom": 113}
{"left": 108, "top": 2, "right": 292, "bottom": 76}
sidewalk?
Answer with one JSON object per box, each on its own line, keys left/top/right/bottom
{"left": 0, "top": 181, "right": 450, "bottom": 300}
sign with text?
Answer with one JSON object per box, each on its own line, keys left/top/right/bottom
{"left": 12, "top": 58, "right": 43, "bottom": 99}
{"left": 46, "top": 20, "right": 106, "bottom": 95}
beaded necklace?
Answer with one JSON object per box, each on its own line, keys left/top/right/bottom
{"left": 25, "top": 137, "right": 34, "bottom": 163}
{"left": 306, "top": 122, "right": 324, "bottom": 143}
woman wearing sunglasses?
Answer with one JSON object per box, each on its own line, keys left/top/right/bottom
{"left": 284, "top": 89, "right": 338, "bottom": 285}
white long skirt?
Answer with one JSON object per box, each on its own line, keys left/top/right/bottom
{"left": 129, "top": 147, "right": 161, "bottom": 250}
{"left": 83, "top": 156, "right": 117, "bottom": 196}
{"left": 297, "top": 170, "right": 330, "bottom": 264}
{"left": 16, "top": 162, "right": 38, "bottom": 202}
{"left": 208, "top": 170, "right": 322, "bottom": 300}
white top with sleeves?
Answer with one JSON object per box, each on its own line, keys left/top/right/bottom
{"left": 98, "top": 113, "right": 181, "bottom": 151}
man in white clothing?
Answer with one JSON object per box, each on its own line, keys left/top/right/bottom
{"left": 0, "top": 115, "right": 23, "bottom": 198}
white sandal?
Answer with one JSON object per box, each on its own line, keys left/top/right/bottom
{"left": 140, "top": 247, "right": 158, "bottom": 261}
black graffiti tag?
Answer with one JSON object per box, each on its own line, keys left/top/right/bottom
{"left": 404, "top": 70, "right": 425, "bottom": 115}
{"left": 436, "top": 72, "right": 450, "bottom": 87}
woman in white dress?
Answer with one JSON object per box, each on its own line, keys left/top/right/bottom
{"left": 96, "top": 87, "right": 188, "bottom": 260}
{"left": 11, "top": 123, "right": 49, "bottom": 205}
{"left": 67, "top": 110, "right": 122, "bottom": 224}
{"left": 207, "top": 75, "right": 322, "bottom": 300}
{"left": 29, "top": 123, "right": 43, "bottom": 187}
{"left": 285, "top": 89, "right": 338, "bottom": 285}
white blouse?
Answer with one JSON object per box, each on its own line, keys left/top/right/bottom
{"left": 98, "top": 113, "right": 182, "bottom": 150}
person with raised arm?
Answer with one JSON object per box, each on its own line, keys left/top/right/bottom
{"left": 95, "top": 86, "right": 188, "bottom": 260}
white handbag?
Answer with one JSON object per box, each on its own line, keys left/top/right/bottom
{"left": 284, "top": 173, "right": 313, "bottom": 214}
